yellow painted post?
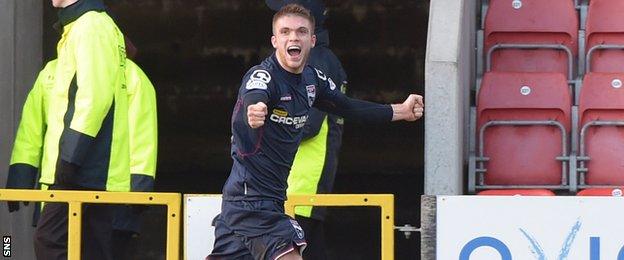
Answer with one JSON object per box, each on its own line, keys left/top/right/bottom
{"left": 285, "top": 201, "right": 296, "bottom": 217}
{"left": 381, "top": 196, "right": 394, "bottom": 260}
{"left": 285, "top": 194, "right": 395, "bottom": 260}
{"left": 67, "top": 202, "right": 82, "bottom": 260}
{"left": 166, "top": 194, "right": 182, "bottom": 260}
{"left": 0, "top": 189, "right": 181, "bottom": 260}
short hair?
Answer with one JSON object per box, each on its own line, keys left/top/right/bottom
{"left": 272, "top": 3, "right": 316, "bottom": 33}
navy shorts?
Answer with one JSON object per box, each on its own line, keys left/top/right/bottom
{"left": 207, "top": 200, "right": 307, "bottom": 260}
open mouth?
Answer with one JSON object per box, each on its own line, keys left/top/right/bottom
{"left": 287, "top": 46, "right": 302, "bottom": 58}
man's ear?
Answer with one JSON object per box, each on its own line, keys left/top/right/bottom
{"left": 271, "top": 35, "right": 277, "bottom": 48}
{"left": 311, "top": 34, "right": 316, "bottom": 48}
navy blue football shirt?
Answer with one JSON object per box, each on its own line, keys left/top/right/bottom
{"left": 223, "top": 54, "right": 392, "bottom": 202}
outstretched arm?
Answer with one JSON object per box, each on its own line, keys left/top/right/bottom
{"left": 315, "top": 86, "right": 424, "bottom": 124}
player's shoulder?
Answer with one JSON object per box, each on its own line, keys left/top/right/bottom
{"left": 306, "top": 65, "right": 337, "bottom": 91}
{"left": 243, "top": 64, "right": 274, "bottom": 91}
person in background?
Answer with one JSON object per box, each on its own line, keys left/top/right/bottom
{"left": 5, "top": 41, "right": 157, "bottom": 260}
{"left": 111, "top": 50, "right": 159, "bottom": 260}
{"left": 5, "top": 60, "right": 56, "bottom": 214}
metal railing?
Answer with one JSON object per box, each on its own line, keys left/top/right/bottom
{"left": 585, "top": 44, "right": 624, "bottom": 74}
{"left": 285, "top": 194, "right": 395, "bottom": 260}
{"left": 486, "top": 43, "right": 574, "bottom": 82}
{"left": 0, "top": 189, "right": 181, "bottom": 260}
{"left": 474, "top": 120, "right": 570, "bottom": 190}
{"left": 578, "top": 120, "right": 624, "bottom": 187}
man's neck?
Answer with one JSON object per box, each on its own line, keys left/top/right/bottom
{"left": 59, "top": 0, "right": 79, "bottom": 8}
{"left": 58, "top": 0, "right": 106, "bottom": 26}
{"left": 275, "top": 55, "right": 304, "bottom": 74}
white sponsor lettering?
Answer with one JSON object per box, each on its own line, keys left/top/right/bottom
{"left": 245, "top": 80, "right": 268, "bottom": 90}
{"left": 250, "top": 70, "right": 271, "bottom": 83}
{"left": 328, "top": 78, "right": 336, "bottom": 90}
{"left": 314, "top": 68, "right": 327, "bottom": 81}
{"left": 270, "top": 114, "right": 308, "bottom": 129}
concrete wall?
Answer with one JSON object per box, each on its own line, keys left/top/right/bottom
{"left": 424, "top": 0, "right": 476, "bottom": 195}
{"left": 0, "top": 1, "right": 43, "bottom": 259}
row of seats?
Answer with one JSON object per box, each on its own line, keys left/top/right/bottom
{"left": 469, "top": 0, "right": 624, "bottom": 195}
{"left": 485, "top": 0, "right": 624, "bottom": 78}
{"left": 478, "top": 188, "right": 624, "bottom": 196}
{"left": 471, "top": 71, "right": 624, "bottom": 194}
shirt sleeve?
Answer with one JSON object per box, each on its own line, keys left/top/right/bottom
{"left": 240, "top": 67, "right": 273, "bottom": 102}
{"left": 10, "top": 63, "right": 50, "bottom": 168}
{"left": 313, "top": 68, "right": 392, "bottom": 124}
{"left": 126, "top": 61, "right": 158, "bottom": 192}
{"left": 240, "top": 67, "right": 274, "bottom": 126}
{"left": 7, "top": 63, "right": 51, "bottom": 189}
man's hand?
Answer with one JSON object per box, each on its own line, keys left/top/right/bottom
{"left": 5, "top": 164, "right": 38, "bottom": 213}
{"left": 247, "top": 102, "right": 268, "bottom": 128}
{"left": 7, "top": 200, "right": 29, "bottom": 213}
{"left": 391, "top": 94, "right": 424, "bottom": 121}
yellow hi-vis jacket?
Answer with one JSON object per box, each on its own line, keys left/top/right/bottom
{"left": 7, "top": 59, "right": 158, "bottom": 192}
{"left": 6, "top": 61, "right": 57, "bottom": 190}
{"left": 125, "top": 59, "right": 158, "bottom": 191}
{"left": 41, "top": 11, "right": 129, "bottom": 191}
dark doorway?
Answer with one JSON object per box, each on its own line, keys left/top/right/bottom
{"left": 43, "top": 1, "right": 429, "bottom": 259}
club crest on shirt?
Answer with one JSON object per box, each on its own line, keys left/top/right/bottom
{"left": 306, "top": 85, "right": 316, "bottom": 107}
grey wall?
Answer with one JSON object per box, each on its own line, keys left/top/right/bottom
{"left": 0, "top": 0, "right": 43, "bottom": 259}
{"left": 424, "top": 0, "right": 476, "bottom": 195}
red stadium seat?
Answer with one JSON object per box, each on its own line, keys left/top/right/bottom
{"left": 484, "top": 0, "right": 578, "bottom": 77}
{"left": 578, "top": 73, "right": 624, "bottom": 186}
{"left": 476, "top": 72, "right": 571, "bottom": 189}
{"left": 586, "top": 0, "right": 624, "bottom": 73}
{"left": 478, "top": 189, "right": 556, "bottom": 196}
{"left": 577, "top": 188, "right": 624, "bottom": 196}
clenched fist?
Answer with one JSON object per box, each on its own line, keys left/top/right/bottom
{"left": 409, "top": 94, "right": 424, "bottom": 121}
{"left": 391, "top": 94, "right": 424, "bottom": 122}
{"left": 247, "top": 102, "right": 268, "bottom": 128}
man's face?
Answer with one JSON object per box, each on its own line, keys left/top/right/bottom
{"left": 51, "top": 0, "right": 78, "bottom": 8}
{"left": 271, "top": 15, "right": 316, "bottom": 74}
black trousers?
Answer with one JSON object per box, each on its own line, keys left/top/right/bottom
{"left": 295, "top": 215, "right": 328, "bottom": 260}
{"left": 33, "top": 201, "right": 114, "bottom": 260}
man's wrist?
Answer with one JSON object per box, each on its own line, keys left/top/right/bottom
{"left": 390, "top": 103, "right": 406, "bottom": 121}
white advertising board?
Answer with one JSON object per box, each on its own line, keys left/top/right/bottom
{"left": 437, "top": 196, "right": 624, "bottom": 260}
{"left": 184, "top": 194, "right": 222, "bottom": 260}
